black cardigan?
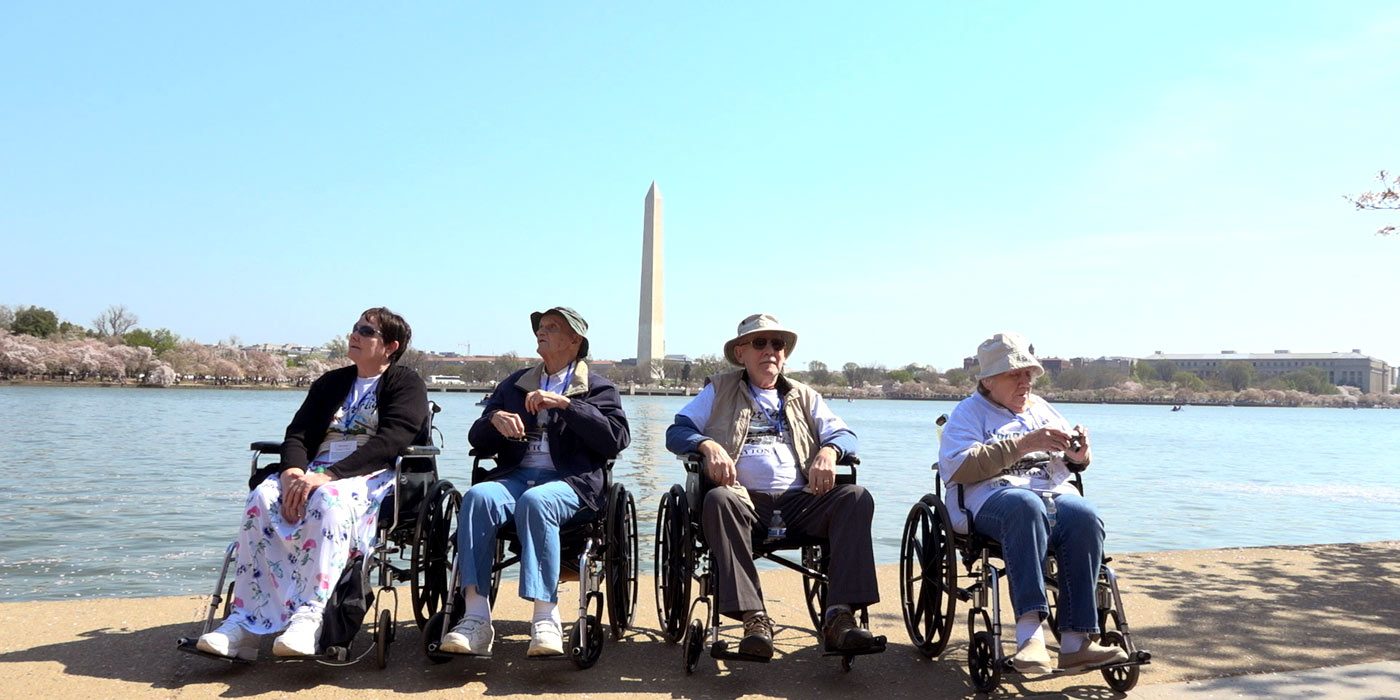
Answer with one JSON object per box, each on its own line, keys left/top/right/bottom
{"left": 279, "top": 364, "right": 429, "bottom": 479}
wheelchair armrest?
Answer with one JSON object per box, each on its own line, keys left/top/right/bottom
{"left": 402, "top": 445, "right": 439, "bottom": 457}
{"left": 250, "top": 441, "right": 283, "bottom": 454}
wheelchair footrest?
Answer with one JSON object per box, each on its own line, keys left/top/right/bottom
{"left": 821, "top": 635, "right": 888, "bottom": 658}
{"left": 176, "top": 637, "right": 254, "bottom": 665}
{"left": 1003, "top": 652, "right": 1152, "bottom": 678}
{"left": 709, "top": 640, "right": 772, "bottom": 664}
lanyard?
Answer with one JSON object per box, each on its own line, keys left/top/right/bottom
{"left": 748, "top": 383, "right": 786, "bottom": 435}
{"left": 540, "top": 363, "right": 575, "bottom": 394}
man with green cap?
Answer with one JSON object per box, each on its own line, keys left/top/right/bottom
{"left": 442, "top": 307, "right": 630, "bottom": 658}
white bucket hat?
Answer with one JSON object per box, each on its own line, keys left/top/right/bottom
{"left": 975, "top": 331, "right": 1044, "bottom": 380}
{"left": 723, "top": 313, "right": 798, "bottom": 365}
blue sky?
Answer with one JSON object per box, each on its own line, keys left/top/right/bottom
{"left": 3, "top": 3, "right": 1398, "bottom": 370}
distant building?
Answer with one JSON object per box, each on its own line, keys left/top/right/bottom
{"left": 1143, "top": 350, "right": 1393, "bottom": 394}
{"left": 1072, "top": 356, "right": 1137, "bottom": 374}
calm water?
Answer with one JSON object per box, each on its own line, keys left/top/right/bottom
{"left": 2, "top": 385, "right": 1397, "bottom": 601}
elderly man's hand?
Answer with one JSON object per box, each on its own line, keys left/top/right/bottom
{"left": 489, "top": 410, "right": 527, "bottom": 439}
{"left": 280, "top": 469, "right": 333, "bottom": 522}
{"left": 698, "top": 440, "right": 736, "bottom": 487}
{"left": 1065, "top": 424, "right": 1092, "bottom": 464}
{"left": 525, "top": 390, "right": 570, "bottom": 414}
{"left": 806, "top": 446, "right": 839, "bottom": 496}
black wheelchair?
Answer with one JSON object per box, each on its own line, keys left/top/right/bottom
{"left": 899, "top": 415, "right": 1151, "bottom": 693}
{"left": 177, "top": 402, "right": 458, "bottom": 669}
{"left": 654, "top": 452, "right": 887, "bottom": 673}
{"left": 421, "top": 451, "right": 638, "bottom": 669}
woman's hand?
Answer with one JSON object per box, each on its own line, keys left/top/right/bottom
{"left": 525, "top": 390, "right": 571, "bottom": 414}
{"left": 489, "top": 410, "right": 527, "bottom": 439}
{"left": 699, "top": 440, "right": 736, "bottom": 487}
{"left": 1016, "top": 426, "right": 1071, "bottom": 458}
{"left": 806, "top": 446, "right": 839, "bottom": 496}
{"left": 280, "top": 469, "right": 333, "bottom": 522}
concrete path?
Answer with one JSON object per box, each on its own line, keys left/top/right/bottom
{"left": 1, "top": 541, "right": 1397, "bottom": 698}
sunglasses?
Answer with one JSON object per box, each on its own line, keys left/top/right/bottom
{"left": 351, "top": 323, "right": 382, "bottom": 338}
{"left": 744, "top": 337, "right": 787, "bottom": 352}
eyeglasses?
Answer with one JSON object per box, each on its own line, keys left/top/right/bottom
{"left": 744, "top": 337, "right": 787, "bottom": 352}
{"left": 351, "top": 324, "right": 382, "bottom": 338}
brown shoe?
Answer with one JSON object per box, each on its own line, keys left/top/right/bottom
{"left": 738, "top": 613, "right": 774, "bottom": 659}
{"left": 822, "top": 609, "right": 875, "bottom": 652}
{"left": 1057, "top": 641, "right": 1128, "bottom": 672}
{"left": 1011, "top": 637, "right": 1052, "bottom": 674}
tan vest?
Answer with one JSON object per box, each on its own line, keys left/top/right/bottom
{"left": 703, "top": 369, "right": 823, "bottom": 505}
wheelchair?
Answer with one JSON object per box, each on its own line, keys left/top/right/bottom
{"left": 898, "top": 415, "right": 1151, "bottom": 693}
{"left": 177, "top": 402, "right": 458, "bottom": 669}
{"left": 421, "top": 450, "right": 638, "bottom": 670}
{"left": 654, "top": 452, "right": 887, "bottom": 674}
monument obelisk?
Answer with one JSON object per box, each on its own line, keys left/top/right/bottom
{"left": 637, "top": 182, "right": 664, "bottom": 377}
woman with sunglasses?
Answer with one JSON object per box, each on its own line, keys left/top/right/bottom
{"left": 441, "top": 307, "right": 630, "bottom": 658}
{"left": 197, "top": 307, "right": 427, "bottom": 661}
{"left": 665, "top": 313, "right": 878, "bottom": 660}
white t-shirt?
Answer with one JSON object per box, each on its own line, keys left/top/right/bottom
{"left": 519, "top": 365, "right": 573, "bottom": 471}
{"left": 678, "top": 382, "right": 850, "bottom": 494}
{"left": 937, "top": 391, "right": 1076, "bottom": 532}
{"left": 309, "top": 374, "right": 381, "bottom": 471}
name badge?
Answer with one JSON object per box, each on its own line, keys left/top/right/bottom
{"left": 328, "top": 439, "right": 358, "bottom": 463}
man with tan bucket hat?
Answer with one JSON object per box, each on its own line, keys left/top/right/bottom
{"left": 666, "top": 313, "right": 880, "bottom": 660}
{"left": 938, "top": 332, "right": 1127, "bottom": 674}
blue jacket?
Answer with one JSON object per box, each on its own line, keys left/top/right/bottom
{"left": 468, "top": 361, "right": 630, "bottom": 511}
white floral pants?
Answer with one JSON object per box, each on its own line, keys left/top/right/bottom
{"left": 226, "top": 470, "right": 394, "bottom": 634}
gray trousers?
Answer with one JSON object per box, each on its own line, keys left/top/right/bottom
{"left": 702, "top": 483, "right": 879, "bottom": 620}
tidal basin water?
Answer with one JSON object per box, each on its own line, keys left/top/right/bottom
{"left": 2, "top": 385, "right": 1398, "bottom": 601}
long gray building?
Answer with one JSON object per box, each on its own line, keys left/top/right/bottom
{"left": 1143, "top": 350, "right": 1393, "bottom": 394}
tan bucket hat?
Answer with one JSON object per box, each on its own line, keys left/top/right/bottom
{"left": 723, "top": 313, "right": 798, "bottom": 365}
{"left": 975, "top": 331, "right": 1044, "bottom": 380}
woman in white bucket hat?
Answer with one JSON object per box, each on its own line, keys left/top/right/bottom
{"left": 937, "top": 332, "right": 1127, "bottom": 674}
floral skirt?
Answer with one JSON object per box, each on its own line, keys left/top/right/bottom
{"left": 226, "top": 470, "right": 394, "bottom": 634}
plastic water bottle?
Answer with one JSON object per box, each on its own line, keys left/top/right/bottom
{"left": 1041, "top": 492, "right": 1057, "bottom": 533}
{"left": 767, "top": 509, "right": 787, "bottom": 542}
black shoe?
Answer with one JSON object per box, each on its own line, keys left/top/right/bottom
{"left": 822, "top": 609, "right": 875, "bottom": 652}
{"left": 738, "top": 613, "right": 774, "bottom": 659}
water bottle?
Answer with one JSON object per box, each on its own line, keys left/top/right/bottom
{"left": 1041, "top": 492, "right": 1057, "bottom": 533}
{"left": 767, "top": 509, "right": 787, "bottom": 542}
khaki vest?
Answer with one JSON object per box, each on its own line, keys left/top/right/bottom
{"left": 703, "top": 369, "right": 823, "bottom": 506}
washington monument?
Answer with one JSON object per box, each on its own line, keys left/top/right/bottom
{"left": 637, "top": 182, "right": 664, "bottom": 376}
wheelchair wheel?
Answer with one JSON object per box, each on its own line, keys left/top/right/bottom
{"left": 900, "top": 494, "right": 958, "bottom": 658}
{"left": 654, "top": 485, "right": 694, "bottom": 643}
{"left": 801, "top": 543, "right": 829, "bottom": 633}
{"left": 488, "top": 537, "right": 506, "bottom": 607}
{"left": 968, "top": 630, "right": 1001, "bottom": 693}
{"left": 422, "top": 611, "right": 453, "bottom": 664}
{"left": 682, "top": 618, "right": 705, "bottom": 674}
{"left": 374, "top": 608, "right": 392, "bottom": 669}
{"left": 1099, "top": 611, "right": 1140, "bottom": 692}
{"left": 410, "top": 480, "right": 460, "bottom": 629}
{"left": 569, "top": 614, "right": 605, "bottom": 670}
{"left": 605, "top": 484, "right": 639, "bottom": 639}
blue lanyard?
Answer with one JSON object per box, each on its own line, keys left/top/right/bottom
{"left": 540, "top": 364, "right": 575, "bottom": 394}
{"left": 748, "top": 383, "right": 786, "bottom": 435}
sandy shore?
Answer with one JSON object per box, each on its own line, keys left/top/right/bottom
{"left": 1, "top": 541, "right": 1397, "bottom": 698}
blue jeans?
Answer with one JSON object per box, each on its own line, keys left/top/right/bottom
{"left": 455, "top": 467, "right": 583, "bottom": 604}
{"left": 973, "top": 488, "right": 1105, "bottom": 634}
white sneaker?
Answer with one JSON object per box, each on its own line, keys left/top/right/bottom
{"left": 440, "top": 616, "right": 494, "bottom": 656}
{"left": 272, "top": 608, "right": 323, "bottom": 657}
{"left": 196, "top": 619, "right": 260, "bottom": 661}
{"left": 527, "top": 619, "right": 564, "bottom": 657}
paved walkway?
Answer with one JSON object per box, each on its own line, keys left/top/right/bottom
{"left": 1, "top": 541, "right": 1397, "bottom": 698}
